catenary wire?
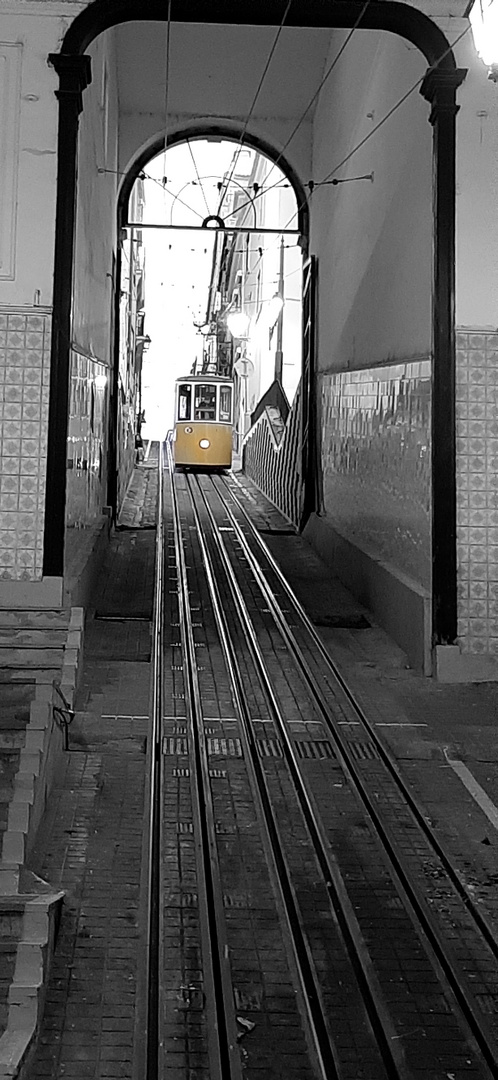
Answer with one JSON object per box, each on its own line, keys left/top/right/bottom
{"left": 233, "top": 21, "right": 471, "bottom": 287}
{"left": 186, "top": 138, "right": 211, "bottom": 217}
{"left": 255, "top": 2, "right": 372, "bottom": 196}
{"left": 216, "top": 0, "right": 293, "bottom": 215}
{"left": 161, "top": 0, "right": 173, "bottom": 189}
{"left": 224, "top": 0, "right": 372, "bottom": 225}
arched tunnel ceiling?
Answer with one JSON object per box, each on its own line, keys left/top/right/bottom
{"left": 114, "top": 22, "right": 335, "bottom": 120}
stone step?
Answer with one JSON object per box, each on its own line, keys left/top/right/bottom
{"left": 0, "top": 906, "right": 28, "bottom": 1040}
{"left": 0, "top": 717, "right": 28, "bottom": 734}
{"left": 0, "top": 630, "right": 68, "bottom": 648}
{"left": 0, "top": 650, "right": 64, "bottom": 669}
{"left": 0, "top": 668, "right": 60, "bottom": 683}
{"left": 0, "top": 610, "right": 70, "bottom": 630}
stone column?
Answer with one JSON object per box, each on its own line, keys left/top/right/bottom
{"left": 420, "top": 66, "right": 466, "bottom": 649}
{"left": 43, "top": 53, "right": 92, "bottom": 578}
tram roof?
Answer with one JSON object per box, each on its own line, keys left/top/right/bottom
{"left": 175, "top": 374, "right": 234, "bottom": 385}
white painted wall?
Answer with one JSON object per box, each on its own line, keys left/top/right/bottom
{"left": 0, "top": 13, "right": 63, "bottom": 307}
{"left": 310, "top": 29, "right": 433, "bottom": 374}
{"left": 114, "top": 21, "right": 330, "bottom": 189}
{"left": 72, "top": 28, "right": 119, "bottom": 362}
{"left": 450, "top": 22, "right": 498, "bottom": 329}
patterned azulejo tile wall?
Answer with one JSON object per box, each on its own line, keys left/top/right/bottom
{"left": 320, "top": 361, "right": 432, "bottom": 590}
{"left": 0, "top": 308, "right": 50, "bottom": 581}
{"left": 66, "top": 348, "right": 109, "bottom": 530}
{"left": 456, "top": 330, "right": 498, "bottom": 656}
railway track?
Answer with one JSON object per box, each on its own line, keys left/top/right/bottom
{"left": 144, "top": 448, "right": 498, "bottom": 1079}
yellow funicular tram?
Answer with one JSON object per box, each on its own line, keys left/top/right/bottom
{"left": 173, "top": 375, "right": 233, "bottom": 470}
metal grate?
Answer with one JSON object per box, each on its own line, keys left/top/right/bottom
{"left": 348, "top": 741, "right": 380, "bottom": 760}
{"left": 207, "top": 737, "right": 243, "bottom": 757}
{"left": 295, "top": 741, "right": 335, "bottom": 759}
{"left": 224, "top": 894, "right": 251, "bottom": 908}
{"left": 257, "top": 739, "right": 283, "bottom": 757}
{"left": 476, "top": 995, "right": 498, "bottom": 1015}
{"left": 163, "top": 737, "right": 188, "bottom": 755}
{"left": 181, "top": 892, "right": 198, "bottom": 906}
{"left": 234, "top": 987, "right": 263, "bottom": 1010}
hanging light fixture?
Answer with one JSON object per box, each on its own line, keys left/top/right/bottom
{"left": 469, "top": 0, "right": 498, "bottom": 80}
{"left": 227, "top": 311, "right": 250, "bottom": 338}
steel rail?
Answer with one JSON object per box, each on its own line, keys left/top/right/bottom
{"left": 167, "top": 446, "right": 243, "bottom": 1080}
{"left": 190, "top": 473, "right": 407, "bottom": 1079}
{"left": 220, "top": 474, "right": 498, "bottom": 949}
{"left": 213, "top": 474, "right": 498, "bottom": 1074}
{"left": 143, "top": 439, "right": 164, "bottom": 1080}
{"left": 186, "top": 473, "right": 339, "bottom": 1080}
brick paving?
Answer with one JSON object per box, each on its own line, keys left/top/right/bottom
{"left": 27, "top": 463, "right": 156, "bottom": 1080}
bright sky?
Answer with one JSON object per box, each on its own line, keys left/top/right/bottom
{"left": 137, "top": 139, "right": 290, "bottom": 439}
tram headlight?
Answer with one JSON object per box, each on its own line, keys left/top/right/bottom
{"left": 199, "top": 439, "right": 210, "bottom": 449}
{"left": 184, "top": 426, "right": 193, "bottom": 434}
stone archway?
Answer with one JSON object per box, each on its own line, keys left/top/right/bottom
{"left": 45, "top": 0, "right": 465, "bottom": 654}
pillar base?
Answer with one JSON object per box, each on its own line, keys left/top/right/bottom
{"left": 434, "top": 644, "right": 498, "bottom": 682}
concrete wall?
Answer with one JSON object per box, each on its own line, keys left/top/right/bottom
{"left": 115, "top": 21, "right": 328, "bottom": 184}
{"left": 305, "top": 29, "right": 433, "bottom": 667}
{"left": 0, "top": 14, "right": 61, "bottom": 308}
{"left": 310, "top": 29, "right": 432, "bottom": 375}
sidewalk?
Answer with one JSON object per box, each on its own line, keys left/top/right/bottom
{"left": 27, "top": 465, "right": 157, "bottom": 1079}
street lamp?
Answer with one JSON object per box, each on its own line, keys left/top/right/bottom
{"left": 469, "top": 0, "right": 498, "bottom": 80}
{"left": 227, "top": 311, "right": 250, "bottom": 337}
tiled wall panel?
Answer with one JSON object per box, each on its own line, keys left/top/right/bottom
{"left": 243, "top": 383, "right": 302, "bottom": 527}
{"left": 66, "top": 347, "right": 109, "bottom": 529}
{"left": 320, "top": 361, "right": 432, "bottom": 589}
{"left": 456, "top": 330, "right": 498, "bottom": 656}
{"left": 0, "top": 308, "right": 50, "bottom": 580}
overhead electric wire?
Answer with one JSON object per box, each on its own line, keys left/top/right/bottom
{"left": 186, "top": 138, "right": 211, "bottom": 218}
{"left": 225, "top": 0, "right": 372, "bottom": 225}
{"left": 257, "top": 2, "right": 372, "bottom": 195}
{"left": 215, "top": 0, "right": 293, "bottom": 216}
{"left": 160, "top": 0, "right": 173, "bottom": 232}
{"left": 319, "top": 21, "right": 471, "bottom": 185}
{"left": 234, "top": 20, "right": 471, "bottom": 286}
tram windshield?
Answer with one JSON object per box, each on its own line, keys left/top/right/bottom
{"left": 178, "top": 384, "right": 192, "bottom": 421}
{"left": 194, "top": 384, "right": 216, "bottom": 421}
{"left": 219, "top": 385, "right": 233, "bottom": 422}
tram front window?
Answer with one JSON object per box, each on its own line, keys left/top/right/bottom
{"left": 194, "top": 384, "right": 216, "bottom": 421}
{"left": 219, "top": 385, "right": 232, "bottom": 422}
{"left": 178, "top": 384, "right": 191, "bottom": 421}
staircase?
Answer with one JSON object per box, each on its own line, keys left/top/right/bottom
{"left": 0, "top": 608, "right": 83, "bottom": 1078}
